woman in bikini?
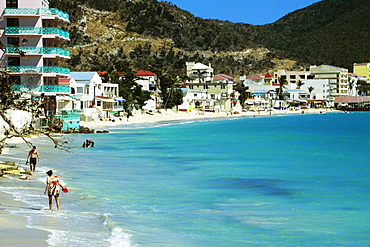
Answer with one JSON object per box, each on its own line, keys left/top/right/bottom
{"left": 44, "top": 170, "right": 66, "bottom": 211}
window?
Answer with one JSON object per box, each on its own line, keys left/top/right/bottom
{"left": 9, "top": 76, "right": 20, "bottom": 85}
{"left": 6, "top": 0, "right": 18, "bottom": 8}
{"left": 7, "top": 18, "right": 19, "bottom": 27}
{"left": 203, "top": 85, "right": 208, "bottom": 89}
{"left": 189, "top": 85, "right": 193, "bottom": 89}
{"left": 77, "top": 87, "right": 83, "bottom": 94}
{"left": 96, "top": 101, "right": 101, "bottom": 107}
{"left": 221, "top": 85, "right": 226, "bottom": 89}
{"left": 8, "top": 57, "right": 20, "bottom": 66}
{"left": 7, "top": 37, "right": 19, "bottom": 46}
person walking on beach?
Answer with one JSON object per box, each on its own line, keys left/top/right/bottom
{"left": 44, "top": 170, "right": 66, "bottom": 211}
{"left": 26, "top": 146, "right": 40, "bottom": 172}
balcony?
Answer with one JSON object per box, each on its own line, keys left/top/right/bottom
{"left": 5, "top": 27, "right": 70, "bottom": 39}
{"left": 12, "top": 84, "right": 70, "bottom": 93}
{"left": 6, "top": 46, "right": 70, "bottom": 57}
{"left": 3, "top": 8, "right": 69, "bottom": 21}
{"left": 7, "top": 66, "right": 70, "bottom": 75}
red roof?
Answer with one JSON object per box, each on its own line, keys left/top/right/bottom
{"left": 264, "top": 73, "right": 272, "bottom": 78}
{"left": 97, "top": 71, "right": 108, "bottom": 76}
{"left": 213, "top": 75, "right": 227, "bottom": 81}
{"left": 247, "top": 74, "right": 264, "bottom": 80}
{"left": 334, "top": 96, "right": 370, "bottom": 103}
{"left": 96, "top": 96, "right": 111, "bottom": 100}
{"left": 213, "top": 74, "right": 234, "bottom": 81}
{"left": 218, "top": 74, "right": 234, "bottom": 80}
{"left": 134, "top": 70, "right": 156, "bottom": 76}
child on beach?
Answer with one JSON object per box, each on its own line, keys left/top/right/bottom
{"left": 44, "top": 170, "right": 66, "bottom": 211}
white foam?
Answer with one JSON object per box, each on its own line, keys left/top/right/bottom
{"left": 109, "top": 227, "right": 133, "bottom": 247}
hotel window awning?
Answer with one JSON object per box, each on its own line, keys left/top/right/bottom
{"left": 96, "top": 96, "right": 116, "bottom": 103}
{"left": 56, "top": 95, "right": 81, "bottom": 101}
{"left": 114, "top": 97, "right": 126, "bottom": 102}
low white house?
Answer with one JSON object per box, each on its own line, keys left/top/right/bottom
{"left": 135, "top": 70, "right": 157, "bottom": 91}
{"left": 69, "top": 71, "right": 120, "bottom": 120}
{"left": 134, "top": 70, "right": 157, "bottom": 112}
{"left": 178, "top": 89, "right": 211, "bottom": 112}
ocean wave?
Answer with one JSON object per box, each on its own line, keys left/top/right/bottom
{"left": 109, "top": 227, "right": 133, "bottom": 247}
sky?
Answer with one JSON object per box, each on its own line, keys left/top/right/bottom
{"left": 160, "top": 0, "right": 322, "bottom": 25}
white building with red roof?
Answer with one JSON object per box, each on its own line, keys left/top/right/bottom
{"left": 134, "top": 70, "right": 157, "bottom": 91}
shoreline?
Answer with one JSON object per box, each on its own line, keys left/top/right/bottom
{"left": 0, "top": 189, "right": 49, "bottom": 246}
{"left": 0, "top": 138, "right": 50, "bottom": 246}
{"left": 0, "top": 107, "right": 339, "bottom": 246}
{"left": 80, "top": 108, "right": 336, "bottom": 130}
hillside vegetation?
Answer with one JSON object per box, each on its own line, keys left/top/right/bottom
{"left": 50, "top": 0, "right": 370, "bottom": 77}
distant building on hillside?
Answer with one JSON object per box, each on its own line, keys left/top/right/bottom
{"left": 353, "top": 63, "right": 370, "bottom": 80}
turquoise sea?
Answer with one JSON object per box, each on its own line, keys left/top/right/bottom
{"left": 1, "top": 112, "right": 369, "bottom": 246}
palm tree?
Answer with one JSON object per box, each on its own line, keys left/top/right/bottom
{"left": 296, "top": 80, "right": 305, "bottom": 90}
{"left": 348, "top": 77, "right": 356, "bottom": 96}
{"left": 308, "top": 86, "right": 315, "bottom": 99}
{"left": 277, "top": 77, "right": 287, "bottom": 100}
{"left": 189, "top": 69, "right": 207, "bottom": 83}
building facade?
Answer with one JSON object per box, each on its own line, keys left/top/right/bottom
{"left": 185, "top": 62, "right": 233, "bottom": 111}
{"left": 0, "top": 0, "right": 70, "bottom": 116}
{"left": 69, "top": 71, "right": 120, "bottom": 120}
{"left": 353, "top": 63, "right": 370, "bottom": 80}
{"left": 273, "top": 68, "right": 314, "bottom": 89}
{"left": 310, "top": 65, "right": 349, "bottom": 106}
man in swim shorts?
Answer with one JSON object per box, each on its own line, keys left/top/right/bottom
{"left": 27, "top": 146, "right": 40, "bottom": 172}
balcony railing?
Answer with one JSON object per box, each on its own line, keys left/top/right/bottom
{"left": 42, "top": 8, "right": 69, "bottom": 20}
{"left": 3, "top": 8, "right": 69, "bottom": 21}
{"left": 6, "top": 46, "right": 70, "bottom": 57}
{"left": 12, "top": 84, "right": 70, "bottom": 93}
{"left": 5, "top": 27, "right": 70, "bottom": 39}
{"left": 7, "top": 66, "right": 70, "bottom": 75}
{"left": 59, "top": 110, "right": 82, "bottom": 115}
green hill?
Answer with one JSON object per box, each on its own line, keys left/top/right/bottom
{"left": 50, "top": 0, "right": 370, "bottom": 76}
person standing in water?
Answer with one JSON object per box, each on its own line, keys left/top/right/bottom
{"left": 44, "top": 170, "right": 66, "bottom": 211}
{"left": 27, "top": 146, "right": 40, "bottom": 172}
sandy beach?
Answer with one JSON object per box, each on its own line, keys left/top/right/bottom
{"left": 80, "top": 108, "right": 333, "bottom": 130}
{"left": 0, "top": 107, "right": 337, "bottom": 246}
{"left": 0, "top": 189, "right": 49, "bottom": 246}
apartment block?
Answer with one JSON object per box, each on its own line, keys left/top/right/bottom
{"left": 0, "top": 0, "right": 70, "bottom": 116}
